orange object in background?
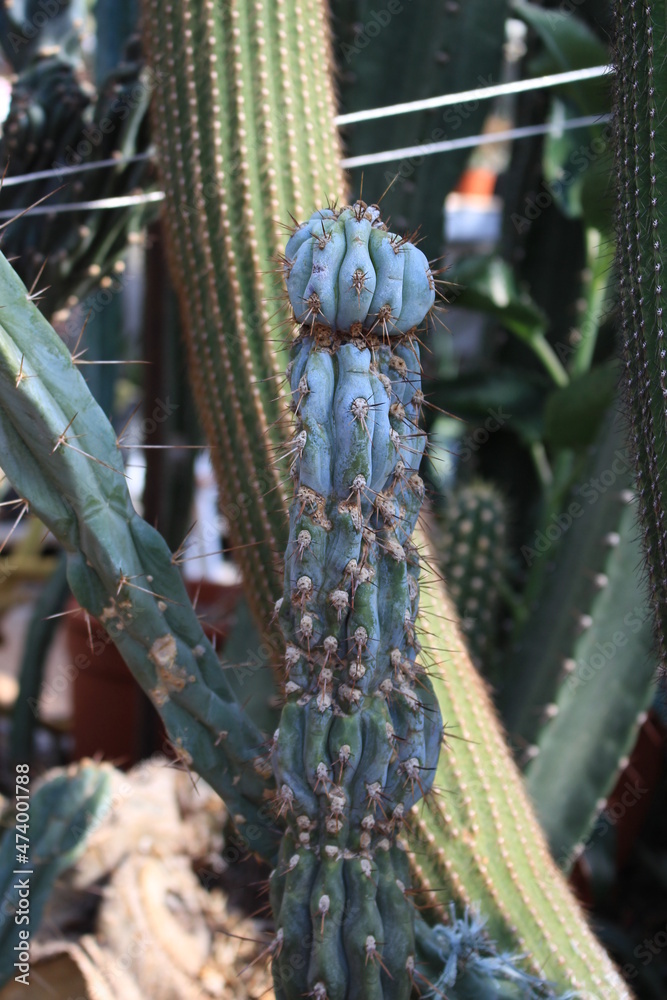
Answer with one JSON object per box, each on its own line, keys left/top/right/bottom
{"left": 455, "top": 166, "right": 497, "bottom": 197}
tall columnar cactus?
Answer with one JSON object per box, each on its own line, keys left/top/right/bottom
{"left": 614, "top": 0, "right": 667, "bottom": 673}
{"left": 269, "top": 201, "right": 441, "bottom": 999}
{"left": 142, "top": 0, "right": 344, "bottom": 629}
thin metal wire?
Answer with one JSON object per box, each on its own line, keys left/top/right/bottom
{"left": 0, "top": 110, "right": 608, "bottom": 211}
{"left": 335, "top": 64, "right": 613, "bottom": 126}
{"left": 0, "top": 66, "right": 613, "bottom": 210}
{"left": 0, "top": 66, "right": 611, "bottom": 190}
{"left": 341, "top": 113, "right": 611, "bottom": 170}
{"left": 0, "top": 150, "right": 155, "bottom": 188}
{"left": 0, "top": 190, "right": 164, "bottom": 219}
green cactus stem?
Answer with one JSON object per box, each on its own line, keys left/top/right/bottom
{"left": 492, "top": 409, "right": 657, "bottom": 871}
{"left": 524, "top": 491, "right": 655, "bottom": 868}
{"left": 614, "top": 0, "right": 667, "bottom": 672}
{"left": 0, "top": 250, "right": 278, "bottom": 860}
{"left": 500, "top": 414, "right": 639, "bottom": 742}
{"left": 141, "top": 0, "right": 345, "bottom": 630}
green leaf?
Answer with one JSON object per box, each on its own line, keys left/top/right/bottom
{"left": 542, "top": 99, "right": 614, "bottom": 232}
{"left": 542, "top": 99, "right": 587, "bottom": 219}
{"left": 448, "top": 255, "right": 568, "bottom": 386}
{"left": 543, "top": 364, "right": 618, "bottom": 449}
{"left": 448, "top": 254, "right": 547, "bottom": 341}
{"left": 510, "top": 0, "right": 611, "bottom": 116}
{"left": 431, "top": 368, "right": 547, "bottom": 446}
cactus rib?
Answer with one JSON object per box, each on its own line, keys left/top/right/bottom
{"left": 524, "top": 495, "right": 655, "bottom": 866}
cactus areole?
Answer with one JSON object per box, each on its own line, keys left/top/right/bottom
{"left": 269, "top": 201, "right": 442, "bottom": 999}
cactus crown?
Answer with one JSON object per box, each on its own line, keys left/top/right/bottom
{"left": 283, "top": 199, "right": 436, "bottom": 337}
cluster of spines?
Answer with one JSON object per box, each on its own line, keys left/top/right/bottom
{"left": 267, "top": 200, "right": 441, "bottom": 999}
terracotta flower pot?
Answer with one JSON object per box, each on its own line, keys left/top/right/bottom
{"left": 67, "top": 580, "right": 243, "bottom": 766}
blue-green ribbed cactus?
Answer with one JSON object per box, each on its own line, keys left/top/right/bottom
{"left": 270, "top": 200, "right": 441, "bottom": 1000}
{"left": 284, "top": 203, "right": 435, "bottom": 333}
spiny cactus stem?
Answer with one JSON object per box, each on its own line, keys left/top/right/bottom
{"left": 615, "top": 0, "right": 667, "bottom": 671}
{"left": 154, "top": 1, "right": 286, "bottom": 613}
{"left": 270, "top": 200, "right": 440, "bottom": 1000}
{"left": 0, "top": 253, "right": 278, "bottom": 859}
{"left": 142, "top": 0, "right": 345, "bottom": 634}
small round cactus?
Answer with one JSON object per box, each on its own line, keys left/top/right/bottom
{"left": 271, "top": 201, "right": 441, "bottom": 1000}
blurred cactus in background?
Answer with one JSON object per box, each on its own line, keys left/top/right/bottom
{"left": 0, "top": 0, "right": 86, "bottom": 72}
{"left": 0, "top": 0, "right": 155, "bottom": 321}
{"left": 436, "top": 480, "right": 509, "bottom": 670}
{"left": 0, "top": 759, "right": 111, "bottom": 986}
